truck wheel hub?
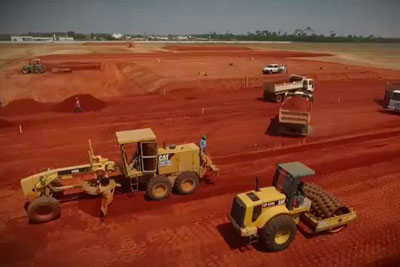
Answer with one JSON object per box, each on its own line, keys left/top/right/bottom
{"left": 275, "top": 229, "right": 290, "bottom": 244}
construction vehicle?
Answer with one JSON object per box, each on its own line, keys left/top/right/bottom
{"left": 263, "top": 75, "right": 314, "bottom": 102}
{"left": 383, "top": 82, "right": 400, "bottom": 112}
{"left": 262, "top": 64, "right": 286, "bottom": 74}
{"left": 22, "top": 59, "right": 45, "bottom": 74}
{"left": 20, "top": 128, "right": 219, "bottom": 224}
{"left": 277, "top": 94, "right": 312, "bottom": 136}
{"left": 228, "top": 162, "right": 357, "bottom": 252}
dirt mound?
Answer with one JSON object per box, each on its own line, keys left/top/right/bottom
{"left": 0, "top": 119, "right": 13, "bottom": 128}
{"left": 164, "top": 45, "right": 252, "bottom": 51}
{"left": 0, "top": 99, "right": 51, "bottom": 116}
{"left": 281, "top": 96, "right": 312, "bottom": 111}
{"left": 52, "top": 94, "right": 106, "bottom": 113}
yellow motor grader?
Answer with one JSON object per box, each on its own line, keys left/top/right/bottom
{"left": 228, "top": 162, "right": 357, "bottom": 251}
{"left": 21, "top": 128, "right": 219, "bottom": 223}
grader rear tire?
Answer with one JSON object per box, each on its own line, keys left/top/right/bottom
{"left": 27, "top": 197, "right": 60, "bottom": 223}
{"left": 147, "top": 176, "right": 172, "bottom": 201}
{"left": 174, "top": 171, "right": 200, "bottom": 195}
{"left": 259, "top": 214, "right": 297, "bottom": 252}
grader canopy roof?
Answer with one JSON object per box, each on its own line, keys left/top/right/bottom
{"left": 116, "top": 128, "right": 156, "bottom": 144}
{"left": 278, "top": 162, "right": 315, "bottom": 178}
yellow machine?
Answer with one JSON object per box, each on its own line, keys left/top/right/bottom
{"left": 228, "top": 162, "right": 356, "bottom": 252}
{"left": 20, "top": 128, "right": 219, "bottom": 223}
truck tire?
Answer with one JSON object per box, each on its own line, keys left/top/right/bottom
{"left": 174, "top": 171, "right": 200, "bottom": 195}
{"left": 27, "top": 197, "right": 60, "bottom": 223}
{"left": 147, "top": 176, "right": 172, "bottom": 201}
{"left": 275, "top": 94, "right": 284, "bottom": 103}
{"left": 259, "top": 214, "right": 297, "bottom": 252}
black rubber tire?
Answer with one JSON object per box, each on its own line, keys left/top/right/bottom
{"left": 35, "top": 66, "right": 44, "bottom": 74}
{"left": 174, "top": 171, "right": 200, "bottom": 195}
{"left": 275, "top": 94, "right": 284, "bottom": 103}
{"left": 27, "top": 197, "right": 60, "bottom": 223}
{"left": 259, "top": 214, "right": 297, "bottom": 252}
{"left": 147, "top": 176, "right": 172, "bottom": 201}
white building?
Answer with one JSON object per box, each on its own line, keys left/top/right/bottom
{"left": 112, "top": 33, "right": 124, "bottom": 39}
{"left": 11, "top": 36, "right": 54, "bottom": 42}
{"left": 58, "top": 36, "right": 74, "bottom": 42}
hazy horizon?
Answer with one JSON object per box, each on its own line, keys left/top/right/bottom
{"left": 0, "top": 0, "right": 399, "bottom": 37}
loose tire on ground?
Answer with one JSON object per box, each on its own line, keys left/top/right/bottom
{"left": 27, "top": 197, "right": 60, "bottom": 223}
{"left": 259, "top": 214, "right": 297, "bottom": 252}
{"left": 174, "top": 171, "right": 200, "bottom": 195}
{"left": 147, "top": 176, "right": 172, "bottom": 200}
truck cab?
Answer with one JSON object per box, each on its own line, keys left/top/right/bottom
{"left": 302, "top": 79, "right": 315, "bottom": 92}
{"left": 387, "top": 90, "right": 400, "bottom": 111}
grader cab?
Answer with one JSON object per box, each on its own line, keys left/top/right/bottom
{"left": 228, "top": 162, "right": 357, "bottom": 252}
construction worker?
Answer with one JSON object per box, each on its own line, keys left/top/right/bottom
{"left": 74, "top": 97, "right": 83, "bottom": 113}
{"left": 200, "top": 135, "right": 207, "bottom": 153}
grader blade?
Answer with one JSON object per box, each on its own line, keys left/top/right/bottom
{"left": 100, "top": 180, "right": 120, "bottom": 220}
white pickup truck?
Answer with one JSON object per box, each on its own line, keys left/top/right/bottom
{"left": 262, "top": 64, "right": 286, "bottom": 74}
{"left": 384, "top": 83, "right": 400, "bottom": 112}
{"left": 263, "top": 75, "right": 315, "bottom": 102}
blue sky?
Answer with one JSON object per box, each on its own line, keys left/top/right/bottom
{"left": 0, "top": 0, "right": 399, "bottom": 37}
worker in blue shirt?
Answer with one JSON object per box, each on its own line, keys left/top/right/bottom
{"left": 200, "top": 135, "right": 207, "bottom": 153}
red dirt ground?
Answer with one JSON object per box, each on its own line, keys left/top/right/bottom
{"left": 165, "top": 45, "right": 253, "bottom": 51}
{"left": 0, "top": 44, "right": 400, "bottom": 267}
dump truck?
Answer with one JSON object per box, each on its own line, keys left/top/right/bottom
{"left": 20, "top": 128, "right": 219, "bottom": 223}
{"left": 277, "top": 94, "right": 312, "bottom": 136}
{"left": 22, "top": 59, "right": 45, "bottom": 74}
{"left": 383, "top": 82, "right": 400, "bottom": 112}
{"left": 263, "top": 75, "right": 314, "bottom": 102}
{"left": 228, "top": 162, "right": 357, "bottom": 252}
{"left": 262, "top": 64, "right": 286, "bottom": 74}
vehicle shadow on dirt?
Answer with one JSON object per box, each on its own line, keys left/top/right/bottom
{"left": 217, "top": 223, "right": 248, "bottom": 250}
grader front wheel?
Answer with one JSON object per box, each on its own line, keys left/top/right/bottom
{"left": 27, "top": 197, "right": 60, "bottom": 223}
{"left": 259, "top": 214, "right": 297, "bottom": 252}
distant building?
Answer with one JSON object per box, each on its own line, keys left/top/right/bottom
{"left": 112, "top": 33, "right": 124, "bottom": 39}
{"left": 175, "top": 35, "right": 190, "bottom": 41}
{"left": 58, "top": 36, "right": 74, "bottom": 42}
{"left": 11, "top": 35, "right": 53, "bottom": 42}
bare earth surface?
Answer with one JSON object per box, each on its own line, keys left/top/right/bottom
{"left": 0, "top": 42, "right": 399, "bottom": 267}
